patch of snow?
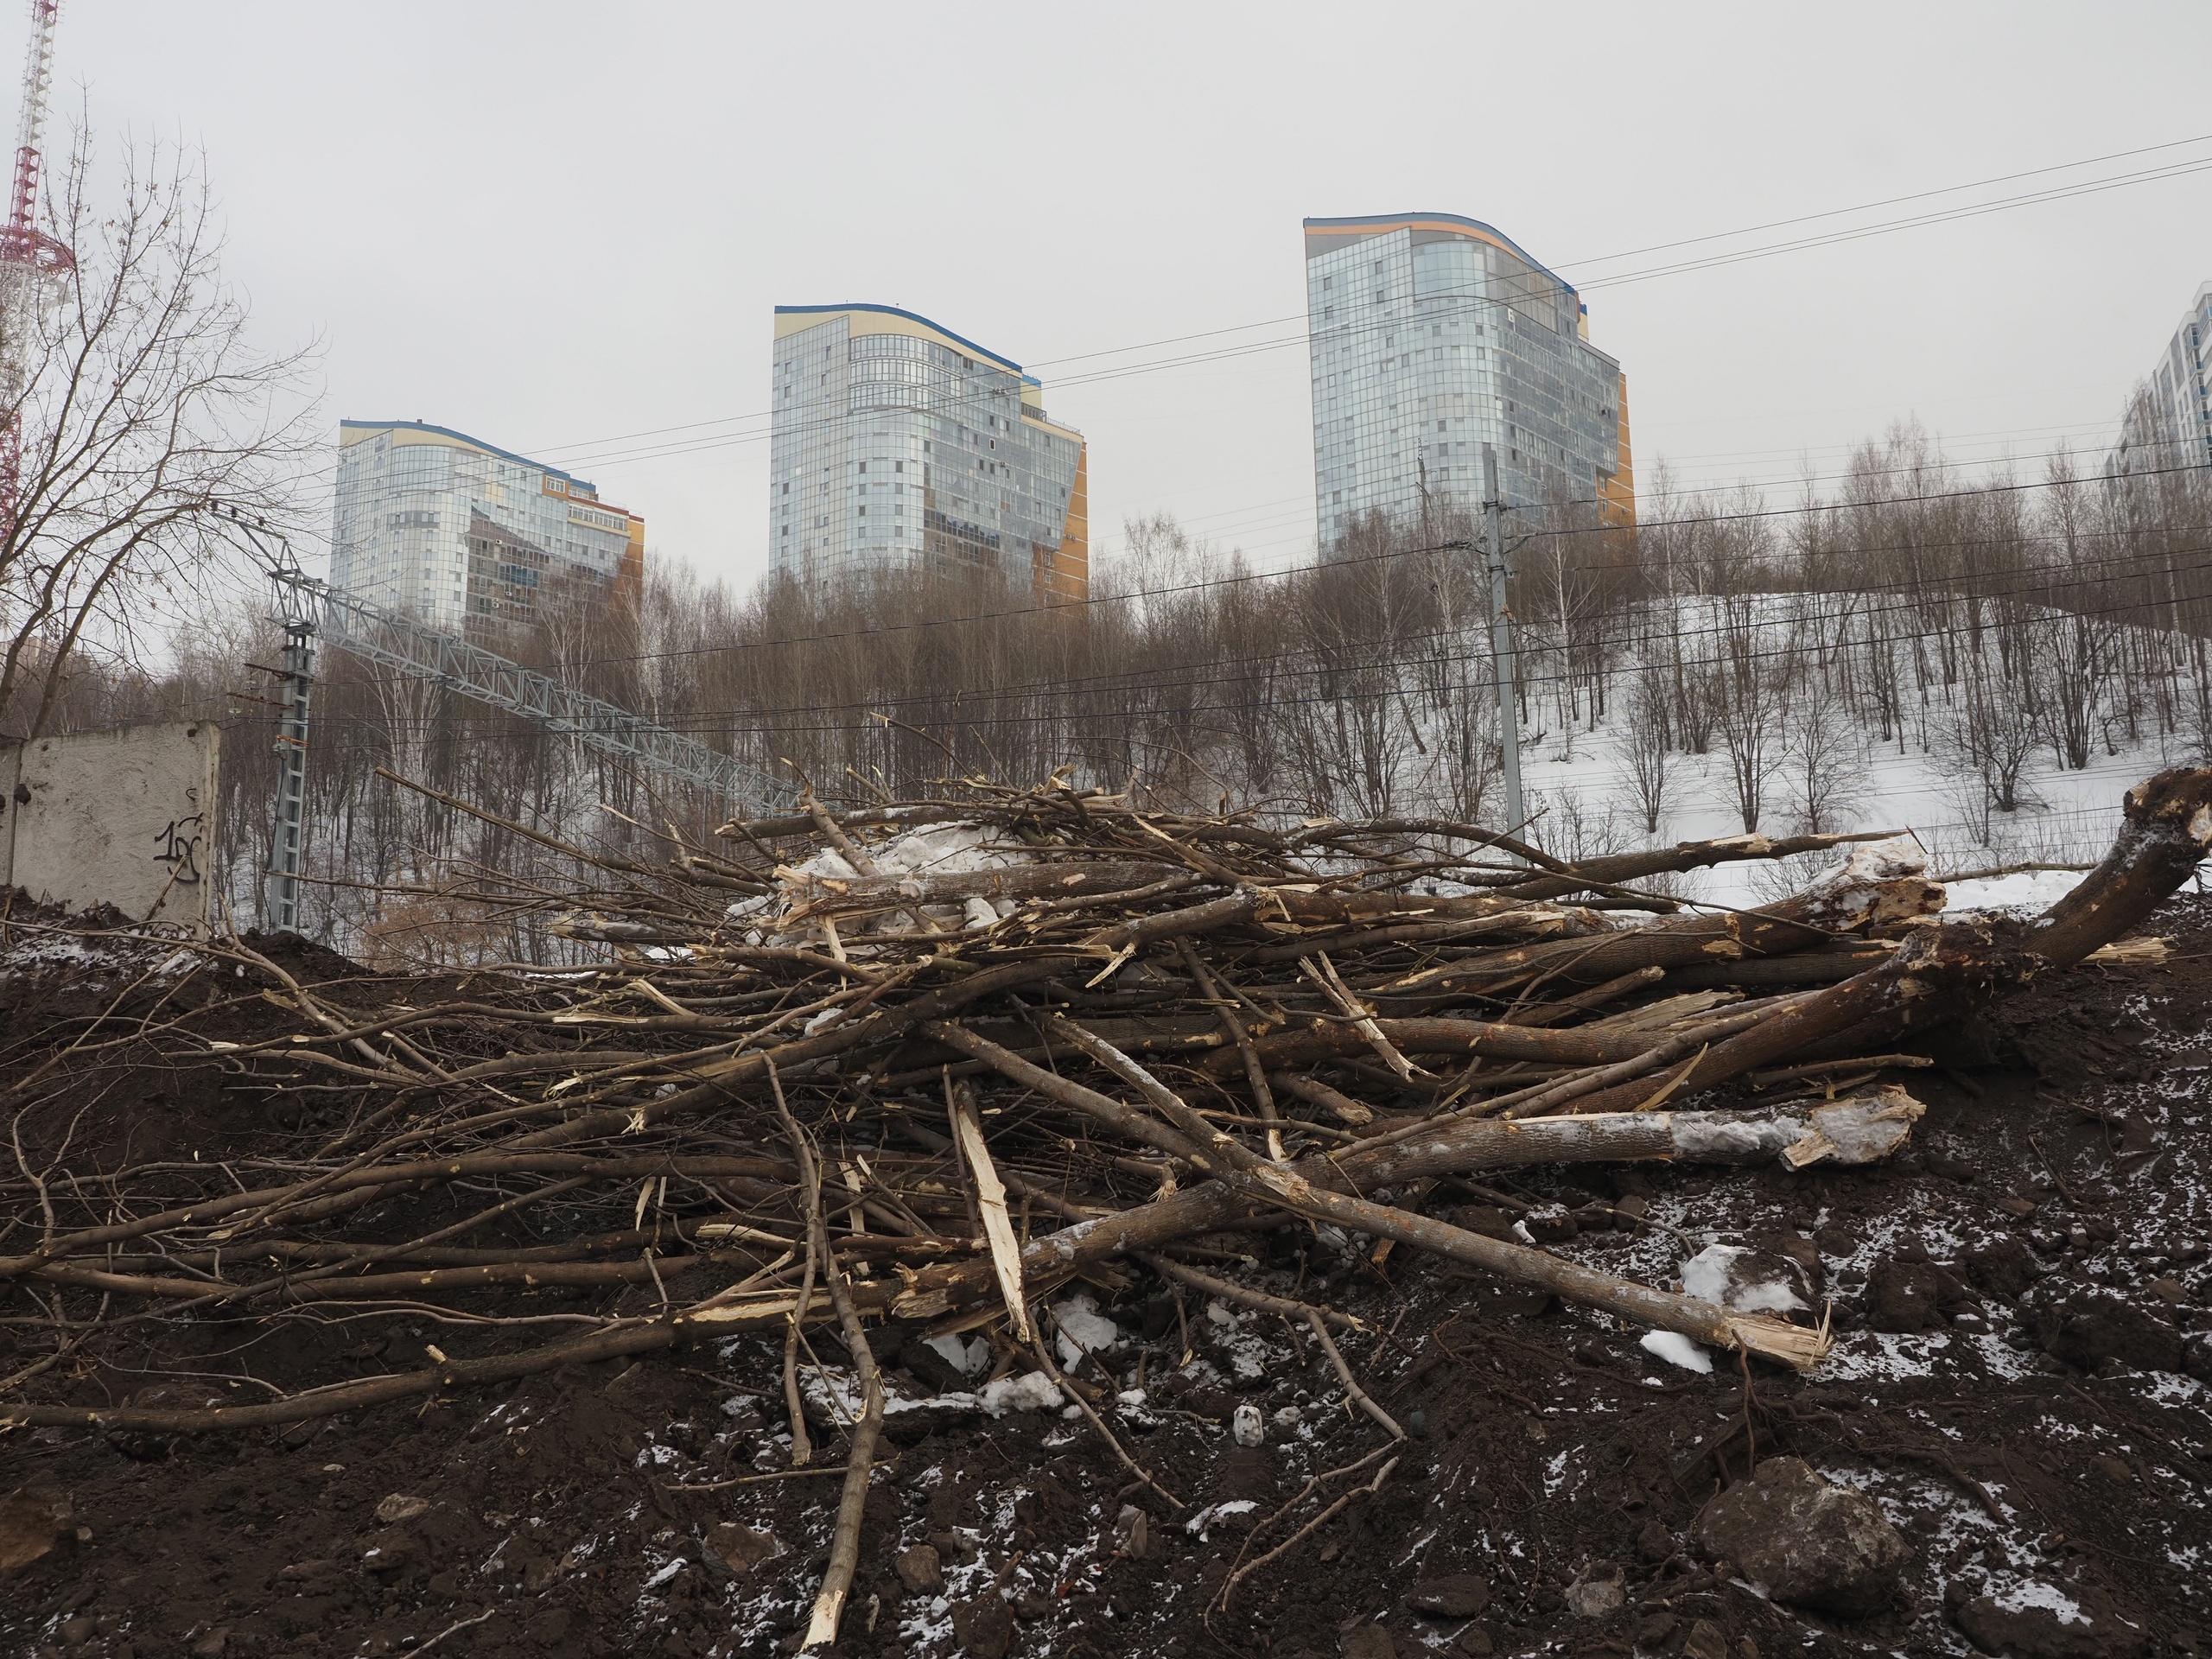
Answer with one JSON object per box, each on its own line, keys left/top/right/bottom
{"left": 978, "top": 1371, "right": 1062, "bottom": 1417}
{"left": 1183, "top": 1499, "right": 1258, "bottom": 1539}
{"left": 1681, "top": 1243, "right": 1809, "bottom": 1315}
{"left": 1641, "top": 1331, "right": 1713, "bottom": 1373}
{"left": 924, "top": 1333, "right": 987, "bottom": 1380}
{"left": 1949, "top": 869, "right": 2087, "bottom": 912}
{"left": 1989, "top": 1580, "right": 2088, "bottom": 1624}
{"left": 1826, "top": 1330, "right": 1948, "bottom": 1382}
{"left": 1052, "top": 1293, "right": 1121, "bottom": 1370}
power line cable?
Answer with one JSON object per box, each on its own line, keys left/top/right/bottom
{"left": 505, "top": 132, "right": 2212, "bottom": 470}
{"left": 255, "top": 543, "right": 2212, "bottom": 745}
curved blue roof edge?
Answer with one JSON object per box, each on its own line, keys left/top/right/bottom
{"left": 339, "top": 418, "right": 599, "bottom": 496}
{"left": 775, "top": 302, "right": 1022, "bottom": 376}
{"left": 1302, "top": 213, "right": 1578, "bottom": 301}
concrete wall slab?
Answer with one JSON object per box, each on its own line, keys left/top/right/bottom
{"left": 1, "top": 721, "right": 222, "bottom": 931}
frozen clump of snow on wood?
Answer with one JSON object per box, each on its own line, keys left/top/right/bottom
{"left": 1052, "top": 1293, "right": 1121, "bottom": 1370}
{"left": 977, "top": 1371, "right": 1062, "bottom": 1417}
{"left": 1640, "top": 1331, "right": 1713, "bottom": 1373}
{"left": 725, "top": 820, "right": 1027, "bottom": 931}
{"left": 923, "top": 1333, "right": 987, "bottom": 1381}
{"left": 1803, "top": 835, "right": 1943, "bottom": 927}
{"left": 1681, "top": 1243, "right": 1811, "bottom": 1315}
{"left": 1183, "top": 1499, "right": 1259, "bottom": 1539}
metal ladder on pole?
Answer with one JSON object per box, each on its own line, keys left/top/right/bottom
{"left": 214, "top": 506, "right": 795, "bottom": 934}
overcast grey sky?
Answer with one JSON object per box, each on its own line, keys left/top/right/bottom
{"left": 58, "top": 0, "right": 2212, "bottom": 587}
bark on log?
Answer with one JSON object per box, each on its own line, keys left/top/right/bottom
{"left": 1561, "top": 767, "right": 2212, "bottom": 1117}
{"left": 717, "top": 802, "right": 978, "bottom": 843}
{"left": 778, "top": 861, "right": 1173, "bottom": 918}
{"left": 1086, "top": 887, "right": 1605, "bottom": 953}
{"left": 1375, "top": 868, "right": 1942, "bottom": 997}
{"left": 1192, "top": 1014, "right": 1674, "bottom": 1077}
{"left": 1490, "top": 829, "right": 1897, "bottom": 900}
{"left": 1031, "top": 1021, "right": 1827, "bottom": 1368}
{"left": 917, "top": 1020, "right": 1900, "bottom": 1343}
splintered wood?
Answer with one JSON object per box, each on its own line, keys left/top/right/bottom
{"left": 8, "top": 766, "right": 2212, "bottom": 1647}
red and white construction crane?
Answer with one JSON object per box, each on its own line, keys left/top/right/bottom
{"left": 0, "top": 0, "right": 72, "bottom": 532}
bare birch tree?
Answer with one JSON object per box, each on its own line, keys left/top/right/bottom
{"left": 0, "top": 133, "right": 317, "bottom": 736}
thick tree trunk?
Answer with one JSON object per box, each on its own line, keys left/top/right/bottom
{"left": 1562, "top": 767, "right": 2212, "bottom": 1116}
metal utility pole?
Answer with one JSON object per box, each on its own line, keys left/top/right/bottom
{"left": 219, "top": 507, "right": 315, "bottom": 933}
{"left": 1481, "top": 443, "right": 1526, "bottom": 839}
{"left": 266, "top": 615, "right": 314, "bottom": 934}
{"left": 207, "top": 500, "right": 795, "bottom": 939}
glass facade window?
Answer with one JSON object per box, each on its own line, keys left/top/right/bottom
{"left": 2119, "top": 281, "right": 2212, "bottom": 474}
{"left": 767, "top": 306, "right": 1089, "bottom": 602}
{"left": 1302, "top": 214, "right": 1635, "bottom": 544}
{"left": 331, "top": 421, "right": 645, "bottom": 639}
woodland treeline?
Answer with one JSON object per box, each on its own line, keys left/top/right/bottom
{"left": 9, "top": 427, "right": 2211, "bottom": 961}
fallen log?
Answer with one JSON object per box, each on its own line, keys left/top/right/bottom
{"left": 1560, "top": 766, "right": 2212, "bottom": 1117}
{"left": 1044, "top": 1020, "right": 1830, "bottom": 1368}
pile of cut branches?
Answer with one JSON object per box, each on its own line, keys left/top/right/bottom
{"left": 5, "top": 767, "right": 2210, "bottom": 1644}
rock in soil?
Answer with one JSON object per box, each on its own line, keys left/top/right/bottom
{"left": 1694, "top": 1456, "right": 1910, "bottom": 1615}
{"left": 2035, "top": 1290, "right": 2185, "bottom": 1373}
{"left": 1563, "top": 1563, "right": 1625, "bottom": 1618}
{"left": 895, "top": 1542, "right": 944, "bottom": 1595}
{"left": 704, "top": 1522, "right": 785, "bottom": 1579}
{"left": 1408, "top": 1573, "right": 1491, "bottom": 1618}
{"left": 0, "top": 1487, "right": 73, "bottom": 1573}
{"left": 1963, "top": 1236, "right": 2043, "bottom": 1300}
{"left": 1946, "top": 1578, "right": 2148, "bottom": 1658}
{"left": 952, "top": 1592, "right": 1016, "bottom": 1659}
{"left": 1865, "top": 1258, "right": 1956, "bottom": 1332}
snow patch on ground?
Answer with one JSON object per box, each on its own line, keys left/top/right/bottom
{"left": 1680, "top": 1243, "right": 1809, "bottom": 1314}
{"left": 1947, "top": 868, "right": 2088, "bottom": 912}
{"left": 1640, "top": 1331, "right": 1713, "bottom": 1373}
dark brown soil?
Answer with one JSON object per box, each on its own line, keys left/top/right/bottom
{"left": 3, "top": 902, "right": 2211, "bottom": 1658}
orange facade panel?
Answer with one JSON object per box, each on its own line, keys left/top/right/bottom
{"left": 1600, "top": 372, "right": 1637, "bottom": 527}
{"left": 618, "top": 516, "right": 646, "bottom": 606}
{"left": 1034, "top": 444, "right": 1089, "bottom": 604}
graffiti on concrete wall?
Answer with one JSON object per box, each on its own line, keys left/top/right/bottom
{"left": 152, "top": 798, "right": 206, "bottom": 887}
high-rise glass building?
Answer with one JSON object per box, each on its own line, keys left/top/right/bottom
{"left": 2120, "top": 281, "right": 2212, "bottom": 474}
{"left": 332, "top": 419, "right": 645, "bottom": 637}
{"left": 769, "top": 304, "right": 1088, "bottom": 601}
{"left": 1303, "top": 213, "right": 1633, "bottom": 546}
